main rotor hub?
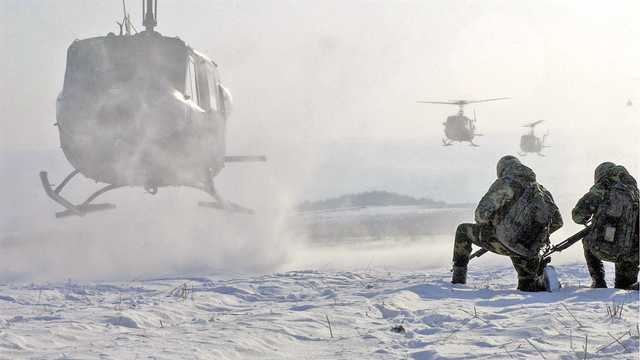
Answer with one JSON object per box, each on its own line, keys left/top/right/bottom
{"left": 143, "top": 0, "right": 158, "bottom": 31}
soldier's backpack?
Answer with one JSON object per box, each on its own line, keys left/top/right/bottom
{"left": 495, "top": 180, "right": 558, "bottom": 258}
{"left": 583, "top": 181, "right": 639, "bottom": 259}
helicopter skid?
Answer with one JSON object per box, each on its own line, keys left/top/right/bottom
{"left": 41, "top": 169, "right": 257, "bottom": 217}
{"left": 194, "top": 177, "right": 255, "bottom": 215}
{"left": 518, "top": 152, "right": 545, "bottom": 157}
{"left": 56, "top": 203, "right": 116, "bottom": 218}
{"left": 198, "top": 201, "right": 254, "bottom": 215}
{"left": 40, "top": 171, "right": 119, "bottom": 218}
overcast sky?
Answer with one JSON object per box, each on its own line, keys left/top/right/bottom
{"left": 1, "top": 0, "right": 638, "bottom": 202}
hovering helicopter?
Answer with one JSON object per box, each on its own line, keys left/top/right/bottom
{"left": 416, "top": 98, "right": 509, "bottom": 146}
{"left": 518, "top": 120, "right": 549, "bottom": 157}
{"left": 40, "top": 0, "right": 265, "bottom": 218}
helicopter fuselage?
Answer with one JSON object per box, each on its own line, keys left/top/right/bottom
{"left": 519, "top": 134, "right": 543, "bottom": 154}
{"left": 57, "top": 31, "right": 229, "bottom": 189}
{"left": 443, "top": 115, "right": 475, "bottom": 142}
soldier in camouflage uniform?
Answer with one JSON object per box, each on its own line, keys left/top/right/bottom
{"left": 572, "top": 162, "right": 639, "bottom": 289}
{"left": 451, "top": 155, "right": 564, "bottom": 291}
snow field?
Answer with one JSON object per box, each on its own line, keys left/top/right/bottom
{"left": 0, "top": 263, "right": 638, "bottom": 359}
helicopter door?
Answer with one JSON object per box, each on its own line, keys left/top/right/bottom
{"left": 185, "top": 57, "right": 199, "bottom": 106}
{"left": 184, "top": 55, "right": 218, "bottom": 112}
{"left": 196, "top": 60, "right": 219, "bottom": 113}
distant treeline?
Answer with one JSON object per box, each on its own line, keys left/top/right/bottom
{"left": 297, "top": 190, "right": 473, "bottom": 211}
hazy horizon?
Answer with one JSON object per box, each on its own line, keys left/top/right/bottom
{"left": 1, "top": 1, "right": 638, "bottom": 280}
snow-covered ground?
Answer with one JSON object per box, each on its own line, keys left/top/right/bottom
{"left": 1, "top": 263, "right": 638, "bottom": 359}
{"left": 1, "top": 202, "right": 638, "bottom": 359}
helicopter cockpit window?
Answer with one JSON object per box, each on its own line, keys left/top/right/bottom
{"left": 63, "top": 37, "right": 187, "bottom": 96}
{"left": 185, "top": 57, "right": 198, "bottom": 103}
{"left": 205, "top": 63, "right": 220, "bottom": 112}
{"left": 185, "top": 55, "right": 218, "bottom": 112}
{"left": 195, "top": 60, "right": 212, "bottom": 111}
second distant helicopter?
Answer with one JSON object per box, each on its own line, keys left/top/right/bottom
{"left": 519, "top": 120, "right": 549, "bottom": 156}
{"left": 416, "top": 98, "right": 509, "bottom": 146}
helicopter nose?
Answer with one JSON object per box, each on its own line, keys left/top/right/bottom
{"left": 96, "top": 94, "right": 141, "bottom": 126}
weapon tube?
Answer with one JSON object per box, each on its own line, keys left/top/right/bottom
{"left": 542, "top": 225, "right": 592, "bottom": 258}
{"left": 469, "top": 225, "right": 592, "bottom": 261}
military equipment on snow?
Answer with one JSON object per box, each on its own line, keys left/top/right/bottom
{"left": 541, "top": 226, "right": 592, "bottom": 261}
{"left": 415, "top": 98, "right": 509, "bottom": 146}
{"left": 518, "top": 120, "right": 549, "bottom": 157}
{"left": 469, "top": 225, "right": 593, "bottom": 261}
{"left": 40, "top": 0, "right": 265, "bottom": 217}
{"left": 543, "top": 265, "right": 561, "bottom": 291}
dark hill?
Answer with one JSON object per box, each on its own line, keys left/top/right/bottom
{"left": 297, "top": 190, "right": 471, "bottom": 211}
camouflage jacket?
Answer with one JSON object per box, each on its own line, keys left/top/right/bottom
{"left": 475, "top": 163, "right": 563, "bottom": 233}
{"left": 572, "top": 165, "right": 639, "bottom": 225}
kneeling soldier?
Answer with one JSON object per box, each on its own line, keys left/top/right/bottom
{"left": 572, "top": 162, "right": 639, "bottom": 290}
{"left": 451, "top": 155, "right": 563, "bottom": 291}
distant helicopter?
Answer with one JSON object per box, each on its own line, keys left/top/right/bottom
{"left": 416, "top": 98, "right": 509, "bottom": 146}
{"left": 40, "top": 0, "right": 265, "bottom": 218}
{"left": 518, "top": 120, "right": 549, "bottom": 157}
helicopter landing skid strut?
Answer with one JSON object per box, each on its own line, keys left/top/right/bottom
{"left": 198, "top": 200, "right": 254, "bottom": 214}
{"left": 518, "top": 152, "right": 545, "bottom": 157}
{"left": 39, "top": 171, "right": 119, "bottom": 218}
{"left": 40, "top": 171, "right": 255, "bottom": 217}
{"left": 196, "top": 178, "right": 254, "bottom": 215}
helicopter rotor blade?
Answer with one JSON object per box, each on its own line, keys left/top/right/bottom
{"left": 417, "top": 97, "right": 509, "bottom": 106}
{"left": 522, "top": 120, "right": 545, "bottom": 128}
{"left": 416, "top": 101, "right": 459, "bottom": 105}
{"left": 463, "top": 97, "right": 510, "bottom": 105}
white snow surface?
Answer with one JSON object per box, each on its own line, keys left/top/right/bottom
{"left": 0, "top": 264, "right": 638, "bottom": 359}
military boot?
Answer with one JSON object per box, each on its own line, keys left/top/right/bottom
{"left": 451, "top": 266, "right": 467, "bottom": 284}
{"left": 614, "top": 262, "right": 639, "bottom": 290}
{"left": 590, "top": 277, "right": 607, "bottom": 288}
{"left": 614, "top": 275, "right": 638, "bottom": 290}
{"left": 517, "top": 275, "right": 548, "bottom": 292}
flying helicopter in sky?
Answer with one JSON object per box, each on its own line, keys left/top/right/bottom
{"left": 518, "top": 120, "right": 549, "bottom": 157}
{"left": 416, "top": 98, "right": 509, "bottom": 146}
{"left": 40, "top": 0, "right": 265, "bottom": 218}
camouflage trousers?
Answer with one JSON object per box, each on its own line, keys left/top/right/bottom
{"left": 583, "top": 242, "right": 639, "bottom": 288}
{"left": 452, "top": 223, "right": 542, "bottom": 281}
